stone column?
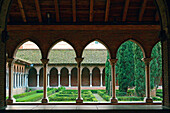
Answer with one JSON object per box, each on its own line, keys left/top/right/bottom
{"left": 37, "top": 73, "right": 39, "bottom": 87}
{"left": 142, "top": 58, "right": 153, "bottom": 103}
{"left": 100, "top": 72, "right": 103, "bottom": 87}
{"left": 22, "top": 73, "right": 24, "bottom": 88}
{"left": 90, "top": 71, "right": 92, "bottom": 87}
{"left": 109, "top": 59, "right": 118, "bottom": 103}
{"left": 69, "top": 72, "right": 71, "bottom": 87}
{"left": 14, "top": 72, "right": 16, "bottom": 88}
{"left": 6, "top": 58, "right": 15, "bottom": 104}
{"left": 41, "top": 59, "right": 49, "bottom": 103}
{"left": 58, "top": 72, "right": 61, "bottom": 87}
{"left": 75, "top": 57, "right": 84, "bottom": 103}
{"left": 47, "top": 74, "right": 50, "bottom": 87}
{"left": 26, "top": 74, "right": 28, "bottom": 87}
{"left": 19, "top": 73, "right": 21, "bottom": 87}
{"left": 17, "top": 73, "right": 19, "bottom": 88}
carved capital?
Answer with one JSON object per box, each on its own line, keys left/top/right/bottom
{"left": 142, "top": 58, "right": 153, "bottom": 65}
{"left": 109, "top": 59, "right": 118, "bottom": 65}
{"left": 75, "top": 57, "right": 84, "bottom": 63}
{"left": 41, "top": 59, "right": 49, "bottom": 64}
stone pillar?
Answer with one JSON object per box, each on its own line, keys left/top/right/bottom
{"left": 37, "top": 74, "right": 39, "bottom": 87}
{"left": 142, "top": 58, "right": 153, "bottom": 103}
{"left": 58, "top": 72, "right": 61, "bottom": 87}
{"left": 109, "top": 59, "right": 118, "bottom": 103}
{"left": 22, "top": 73, "right": 24, "bottom": 88}
{"left": 19, "top": 73, "right": 22, "bottom": 88}
{"left": 47, "top": 74, "right": 50, "bottom": 87}
{"left": 41, "top": 59, "right": 49, "bottom": 103}
{"left": 26, "top": 74, "right": 28, "bottom": 87}
{"left": 17, "top": 73, "right": 19, "bottom": 88}
{"left": 90, "top": 72, "right": 92, "bottom": 87}
{"left": 75, "top": 57, "right": 84, "bottom": 103}
{"left": 14, "top": 72, "right": 16, "bottom": 88}
{"left": 100, "top": 72, "right": 103, "bottom": 87}
{"left": 69, "top": 72, "right": 71, "bottom": 87}
{"left": 6, "top": 58, "right": 15, "bottom": 104}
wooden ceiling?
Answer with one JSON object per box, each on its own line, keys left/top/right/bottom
{"left": 7, "top": 0, "right": 159, "bottom": 24}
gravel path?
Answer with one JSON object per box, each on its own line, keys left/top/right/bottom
{"left": 93, "top": 93, "right": 106, "bottom": 102}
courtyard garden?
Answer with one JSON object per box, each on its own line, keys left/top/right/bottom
{"left": 8, "top": 87, "right": 162, "bottom": 102}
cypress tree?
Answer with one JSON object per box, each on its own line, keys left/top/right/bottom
{"left": 150, "top": 42, "right": 162, "bottom": 90}
{"left": 133, "top": 43, "right": 145, "bottom": 97}
{"left": 116, "top": 41, "right": 135, "bottom": 93}
{"left": 105, "top": 51, "right": 111, "bottom": 95}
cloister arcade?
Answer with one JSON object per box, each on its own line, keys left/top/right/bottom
{"left": 0, "top": 0, "right": 169, "bottom": 109}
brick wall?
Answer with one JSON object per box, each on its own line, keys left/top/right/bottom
{"left": 71, "top": 68, "right": 77, "bottom": 86}
{"left": 28, "top": 68, "right": 37, "bottom": 87}
{"left": 92, "top": 68, "right": 100, "bottom": 86}
{"left": 0, "top": 39, "right": 6, "bottom": 107}
{"left": 50, "top": 68, "right": 58, "bottom": 86}
{"left": 60, "top": 68, "right": 69, "bottom": 86}
{"left": 82, "top": 68, "right": 90, "bottom": 86}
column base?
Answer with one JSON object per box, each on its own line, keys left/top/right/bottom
{"left": 6, "top": 98, "right": 16, "bottom": 104}
{"left": 111, "top": 98, "right": 118, "bottom": 103}
{"left": 41, "top": 98, "right": 49, "bottom": 103}
{"left": 90, "top": 85, "right": 92, "bottom": 87}
{"left": 76, "top": 98, "right": 83, "bottom": 104}
{"left": 144, "top": 97, "right": 153, "bottom": 103}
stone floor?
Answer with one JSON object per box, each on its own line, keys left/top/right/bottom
{"left": 4, "top": 105, "right": 170, "bottom": 110}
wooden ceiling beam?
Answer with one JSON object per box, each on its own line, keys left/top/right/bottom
{"left": 7, "top": 25, "right": 161, "bottom": 31}
{"left": 105, "top": 0, "right": 110, "bottom": 22}
{"left": 122, "top": 0, "right": 130, "bottom": 22}
{"left": 54, "top": 0, "right": 60, "bottom": 22}
{"left": 155, "top": 11, "right": 159, "bottom": 21}
{"left": 17, "top": 0, "right": 26, "bottom": 22}
{"left": 35, "top": 0, "right": 42, "bottom": 23}
{"left": 89, "top": 0, "right": 94, "bottom": 22}
{"left": 72, "top": 0, "right": 76, "bottom": 22}
{"left": 139, "top": 0, "right": 147, "bottom": 21}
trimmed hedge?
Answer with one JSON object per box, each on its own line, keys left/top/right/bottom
{"left": 49, "top": 90, "right": 98, "bottom": 102}
{"left": 97, "top": 91, "right": 111, "bottom": 101}
{"left": 13, "top": 90, "right": 37, "bottom": 99}
{"left": 16, "top": 93, "right": 43, "bottom": 102}
{"left": 117, "top": 96, "right": 144, "bottom": 101}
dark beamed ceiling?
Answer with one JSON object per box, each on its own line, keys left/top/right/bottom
{"left": 7, "top": 0, "right": 159, "bottom": 25}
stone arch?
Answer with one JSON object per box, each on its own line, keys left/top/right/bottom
{"left": 50, "top": 67, "right": 58, "bottom": 86}
{"left": 39, "top": 68, "right": 43, "bottom": 87}
{"left": 92, "top": 67, "right": 100, "bottom": 86}
{"left": 82, "top": 67, "right": 90, "bottom": 86}
{"left": 12, "top": 40, "right": 43, "bottom": 59}
{"left": 102, "top": 68, "right": 105, "bottom": 86}
{"left": 81, "top": 39, "right": 111, "bottom": 58}
{"left": 28, "top": 67, "right": 37, "bottom": 87}
{"left": 60, "top": 67, "right": 69, "bottom": 86}
{"left": 47, "top": 40, "right": 77, "bottom": 58}
{"left": 71, "top": 67, "right": 77, "bottom": 86}
{"left": 116, "top": 39, "right": 146, "bottom": 58}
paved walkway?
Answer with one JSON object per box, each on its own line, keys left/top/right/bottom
{"left": 93, "top": 93, "right": 106, "bottom": 102}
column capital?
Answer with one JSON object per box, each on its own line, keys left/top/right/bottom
{"left": 41, "top": 59, "right": 49, "bottom": 64}
{"left": 7, "top": 58, "right": 15, "bottom": 64}
{"left": 75, "top": 57, "right": 84, "bottom": 63}
{"left": 109, "top": 59, "right": 118, "bottom": 65}
{"left": 142, "top": 58, "right": 153, "bottom": 65}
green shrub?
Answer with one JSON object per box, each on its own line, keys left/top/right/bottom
{"left": 156, "top": 89, "right": 162, "bottom": 93}
{"left": 116, "top": 92, "right": 127, "bottom": 96}
{"left": 36, "top": 90, "right": 43, "bottom": 93}
{"left": 117, "top": 96, "right": 144, "bottom": 101}
{"left": 156, "top": 93, "right": 163, "bottom": 98}
{"left": 13, "top": 90, "right": 37, "bottom": 99}
{"left": 152, "top": 97, "right": 162, "bottom": 101}
{"left": 16, "top": 93, "right": 43, "bottom": 102}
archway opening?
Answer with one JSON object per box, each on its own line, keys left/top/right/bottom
{"left": 150, "top": 41, "right": 162, "bottom": 102}
{"left": 81, "top": 41, "right": 108, "bottom": 103}
{"left": 48, "top": 41, "right": 77, "bottom": 103}
{"left": 6, "top": 41, "right": 44, "bottom": 103}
